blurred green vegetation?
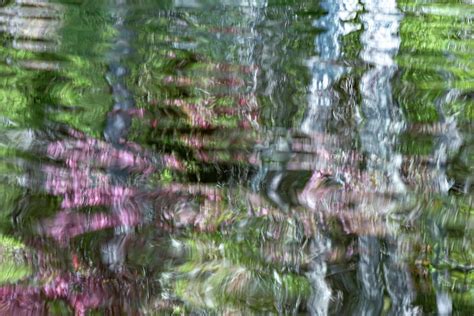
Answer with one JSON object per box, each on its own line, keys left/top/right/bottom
{"left": 0, "top": 234, "right": 31, "bottom": 284}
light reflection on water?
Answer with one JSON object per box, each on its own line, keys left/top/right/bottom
{"left": 0, "top": 0, "right": 472, "bottom": 315}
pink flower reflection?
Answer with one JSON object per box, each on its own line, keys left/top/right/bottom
{"left": 0, "top": 273, "right": 128, "bottom": 316}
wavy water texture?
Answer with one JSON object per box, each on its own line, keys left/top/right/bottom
{"left": 0, "top": 0, "right": 472, "bottom": 315}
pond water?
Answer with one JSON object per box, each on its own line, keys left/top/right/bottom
{"left": 0, "top": 0, "right": 472, "bottom": 315}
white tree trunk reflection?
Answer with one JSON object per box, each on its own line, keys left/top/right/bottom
{"left": 302, "top": 1, "right": 361, "bottom": 315}
{"left": 356, "top": 1, "right": 419, "bottom": 315}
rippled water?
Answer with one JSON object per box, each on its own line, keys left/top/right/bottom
{"left": 0, "top": 0, "right": 472, "bottom": 315}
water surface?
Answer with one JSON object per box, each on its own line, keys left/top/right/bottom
{"left": 0, "top": 0, "right": 472, "bottom": 314}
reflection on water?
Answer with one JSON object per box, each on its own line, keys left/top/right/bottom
{"left": 0, "top": 0, "right": 472, "bottom": 314}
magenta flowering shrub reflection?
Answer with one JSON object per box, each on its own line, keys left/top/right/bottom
{"left": 0, "top": 272, "right": 129, "bottom": 315}
{"left": 21, "top": 121, "right": 456, "bottom": 244}
{"left": 33, "top": 130, "right": 188, "bottom": 242}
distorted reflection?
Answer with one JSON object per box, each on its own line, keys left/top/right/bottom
{"left": 0, "top": 0, "right": 472, "bottom": 315}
